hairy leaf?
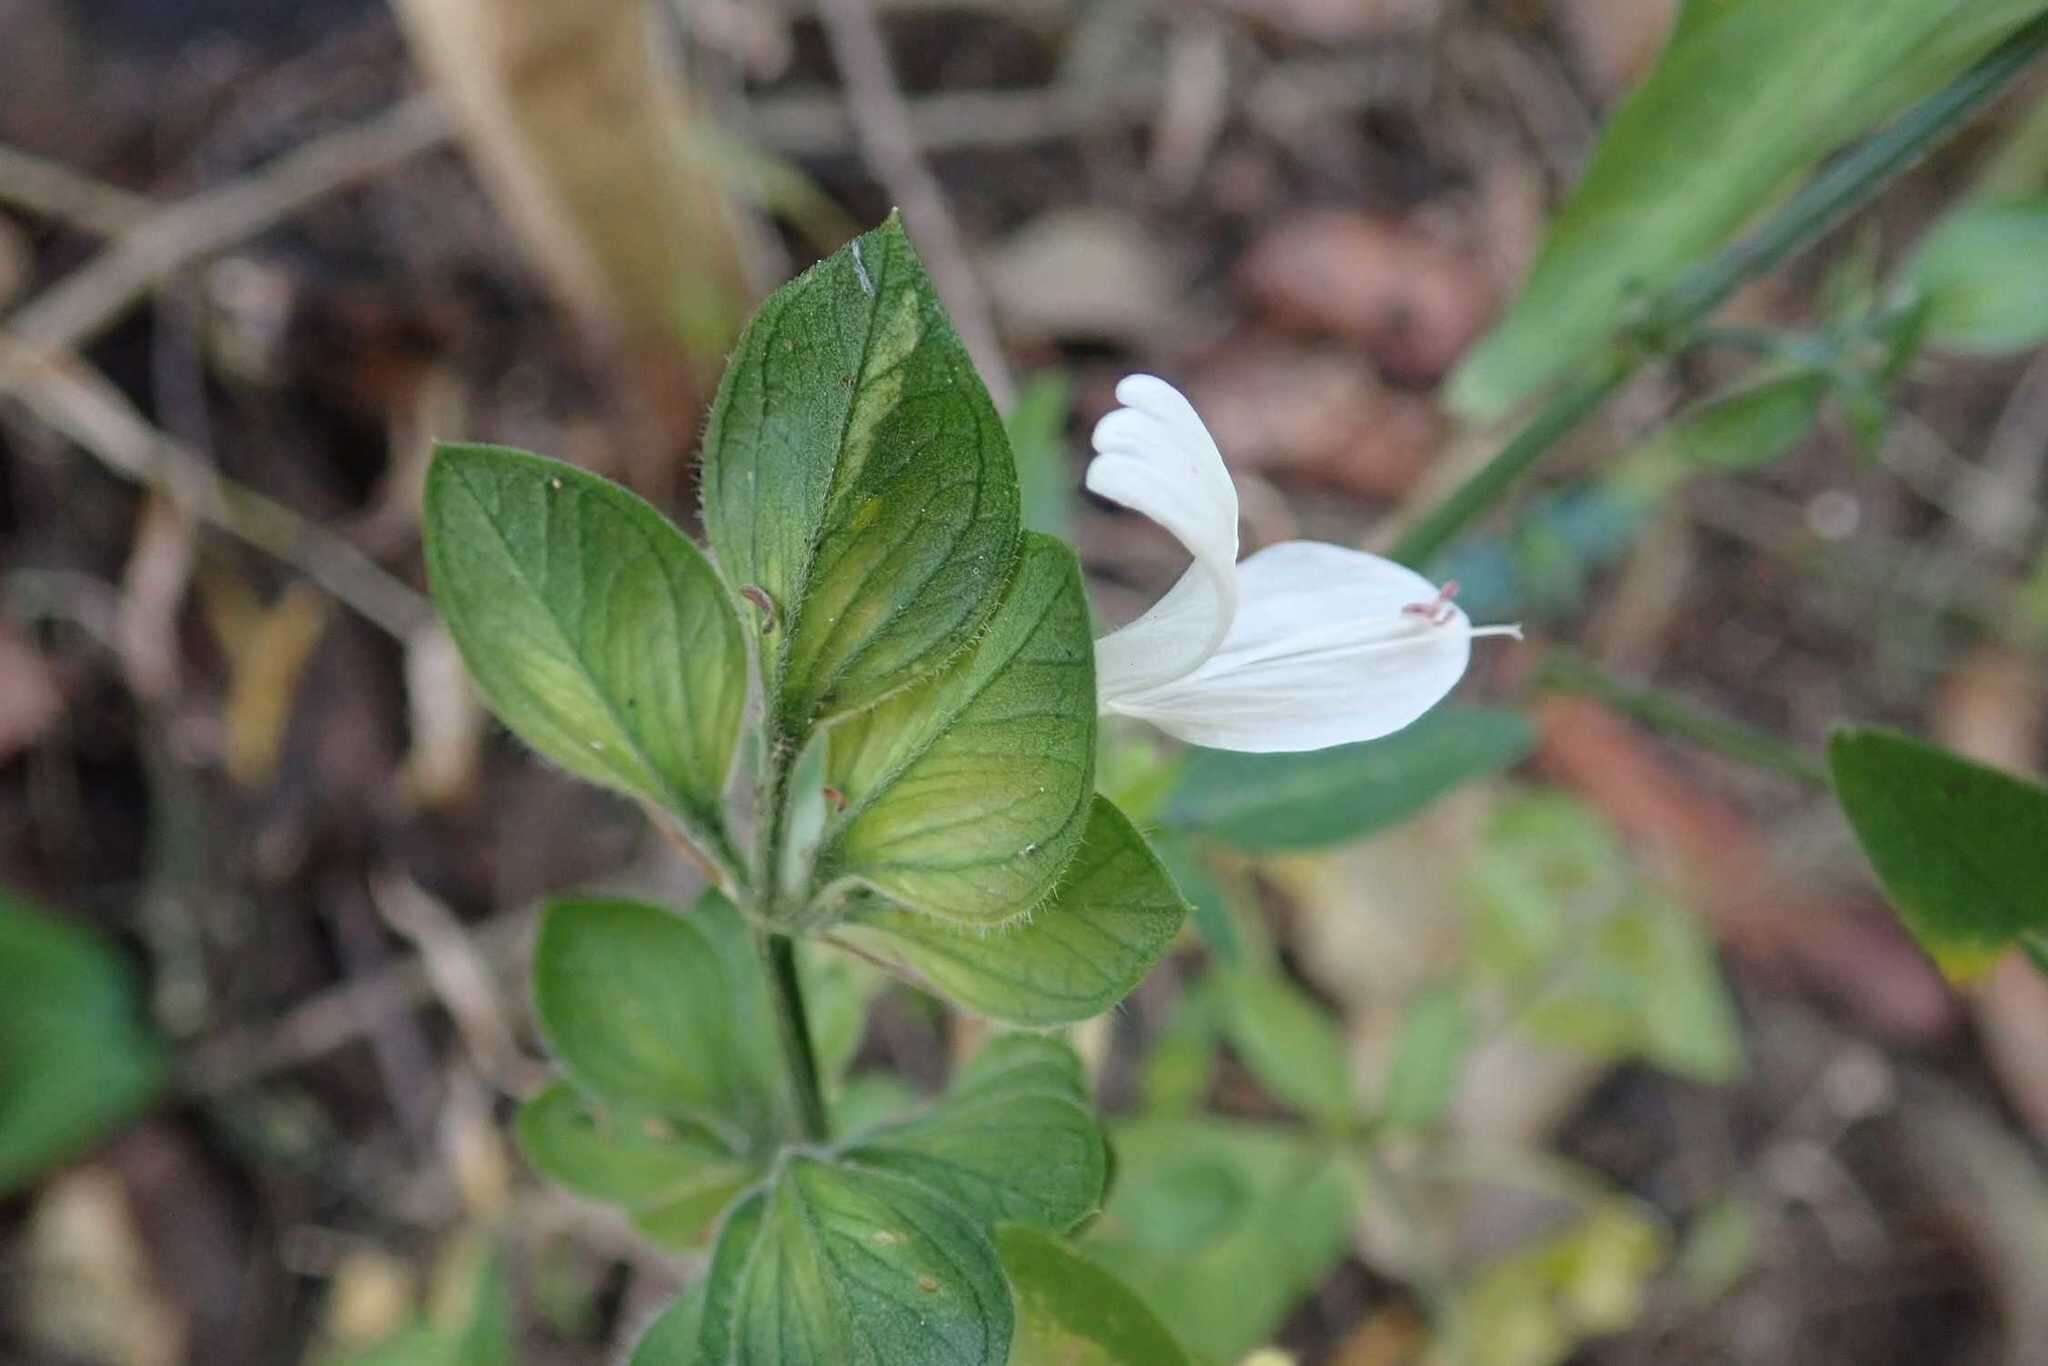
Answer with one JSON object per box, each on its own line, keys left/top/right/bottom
{"left": 423, "top": 444, "right": 746, "bottom": 859}
{"left": 695, "top": 1157, "right": 1013, "bottom": 1366}
{"left": 819, "top": 535, "right": 1095, "bottom": 925}
{"left": 844, "top": 1035, "right": 1105, "bottom": 1231}
{"left": 516, "top": 1084, "right": 754, "bottom": 1249}
{"left": 532, "top": 897, "right": 784, "bottom": 1146}
{"left": 701, "top": 214, "right": 1021, "bottom": 727}
{"left": 835, "top": 797, "right": 1186, "bottom": 1024}
{"left": 997, "top": 1225, "right": 1191, "bottom": 1366}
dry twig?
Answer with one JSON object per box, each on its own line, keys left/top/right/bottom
{"left": 181, "top": 904, "right": 540, "bottom": 1096}
{"left": 0, "top": 339, "right": 431, "bottom": 637}
{"left": 814, "top": 0, "right": 1016, "bottom": 408}
{"left": 0, "top": 142, "right": 157, "bottom": 237}
{"left": 5, "top": 96, "right": 449, "bottom": 354}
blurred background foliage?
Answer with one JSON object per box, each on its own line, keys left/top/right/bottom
{"left": 8, "top": 0, "right": 2048, "bottom": 1363}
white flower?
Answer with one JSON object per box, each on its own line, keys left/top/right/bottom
{"left": 1087, "top": 374, "right": 1518, "bottom": 753}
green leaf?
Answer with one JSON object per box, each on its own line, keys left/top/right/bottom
{"left": 1444, "top": 1201, "right": 1666, "bottom": 1365}
{"left": 515, "top": 1084, "right": 755, "bottom": 1249}
{"left": 844, "top": 1035, "right": 1105, "bottom": 1232}
{"left": 631, "top": 1285, "right": 707, "bottom": 1366}
{"left": 423, "top": 444, "right": 747, "bottom": 861}
{"left": 702, "top": 214, "right": 1022, "bottom": 728}
{"left": 950, "top": 1028, "right": 1090, "bottom": 1098}
{"left": 1088, "top": 1118, "right": 1355, "bottom": 1363}
{"left": 0, "top": 890, "right": 165, "bottom": 1195}
{"left": 449, "top": 1249, "right": 517, "bottom": 1366}
{"left": 532, "top": 896, "right": 783, "bottom": 1146}
{"left": 1379, "top": 986, "right": 1472, "bottom": 1131}
{"left": 1907, "top": 196, "right": 2048, "bottom": 353}
{"left": 695, "top": 1157, "right": 1013, "bottom": 1366}
{"left": 1828, "top": 726, "right": 2048, "bottom": 976}
{"left": 1468, "top": 793, "right": 1742, "bottom": 1083}
{"left": 1005, "top": 370, "right": 1074, "bottom": 542}
{"left": 1656, "top": 372, "right": 1829, "bottom": 473}
{"left": 834, "top": 797, "right": 1187, "bottom": 1025}
{"left": 818, "top": 535, "right": 1096, "bottom": 926}
{"left": 1221, "top": 971, "right": 1354, "bottom": 1125}
{"left": 1168, "top": 707, "right": 1535, "bottom": 853}
{"left": 1447, "top": 0, "right": 2048, "bottom": 420}
{"left": 997, "top": 1225, "right": 1192, "bottom": 1366}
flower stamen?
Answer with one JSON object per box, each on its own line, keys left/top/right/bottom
{"left": 1401, "top": 579, "right": 1462, "bottom": 626}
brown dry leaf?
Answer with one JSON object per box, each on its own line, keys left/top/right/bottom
{"left": 0, "top": 621, "right": 62, "bottom": 763}
{"left": 1218, "top": 0, "right": 1439, "bottom": 41}
{"left": 324, "top": 1249, "right": 417, "bottom": 1348}
{"left": 1557, "top": 0, "right": 1680, "bottom": 98}
{"left": 986, "top": 208, "right": 1185, "bottom": 345}
{"left": 1186, "top": 343, "right": 1443, "bottom": 499}
{"left": 1332, "top": 1303, "right": 1428, "bottom": 1366}
{"left": 1535, "top": 694, "right": 1957, "bottom": 1042}
{"left": 20, "top": 1167, "right": 188, "bottom": 1366}
{"left": 207, "top": 579, "right": 333, "bottom": 788}
{"left": 1237, "top": 211, "right": 1496, "bottom": 386}
{"left": 392, "top": 0, "right": 752, "bottom": 375}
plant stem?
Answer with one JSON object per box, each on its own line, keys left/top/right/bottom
{"left": 756, "top": 928, "right": 830, "bottom": 1142}
{"left": 1392, "top": 354, "right": 1631, "bottom": 570}
{"left": 1535, "top": 649, "right": 1830, "bottom": 788}
{"left": 1392, "top": 14, "right": 2048, "bottom": 569}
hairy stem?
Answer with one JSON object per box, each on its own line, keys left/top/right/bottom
{"left": 1392, "top": 14, "right": 2048, "bottom": 569}
{"left": 757, "top": 928, "right": 830, "bottom": 1142}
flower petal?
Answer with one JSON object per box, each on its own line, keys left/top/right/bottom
{"left": 1102, "top": 541, "right": 1471, "bottom": 752}
{"left": 1087, "top": 375, "right": 1240, "bottom": 700}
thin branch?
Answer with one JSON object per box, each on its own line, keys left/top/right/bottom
{"left": 814, "top": 0, "right": 1016, "bottom": 409}
{"left": 6, "top": 95, "right": 449, "bottom": 354}
{"left": 1533, "top": 647, "right": 1831, "bottom": 788}
{"left": 0, "top": 143, "right": 157, "bottom": 236}
{"left": 181, "top": 905, "right": 539, "bottom": 1096}
{"left": 0, "top": 338, "right": 431, "bottom": 637}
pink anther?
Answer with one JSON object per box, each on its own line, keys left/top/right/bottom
{"left": 1401, "top": 580, "right": 1461, "bottom": 626}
